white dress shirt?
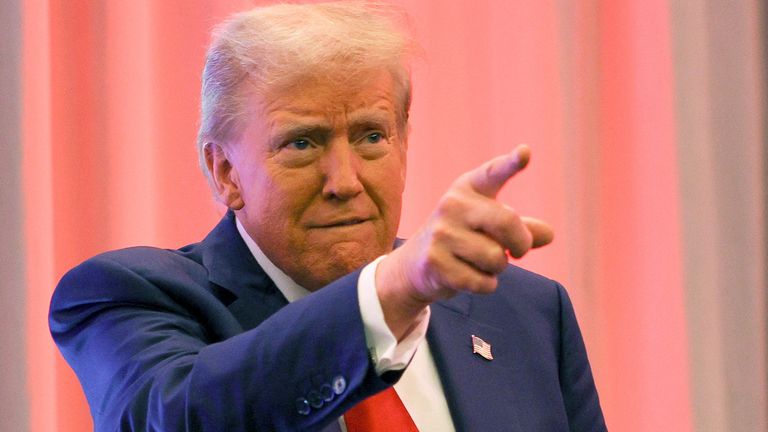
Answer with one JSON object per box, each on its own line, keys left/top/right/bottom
{"left": 236, "top": 218, "right": 455, "bottom": 431}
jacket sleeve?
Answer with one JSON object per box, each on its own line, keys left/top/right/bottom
{"left": 49, "top": 252, "right": 394, "bottom": 432}
{"left": 556, "top": 283, "right": 608, "bottom": 431}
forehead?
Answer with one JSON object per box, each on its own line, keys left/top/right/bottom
{"left": 259, "top": 70, "right": 398, "bottom": 123}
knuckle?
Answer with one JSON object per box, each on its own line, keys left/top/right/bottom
{"left": 430, "top": 221, "right": 453, "bottom": 243}
{"left": 508, "top": 236, "right": 532, "bottom": 258}
{"left": 471, "top": 274, "right": 498, "bottom": 293}
{"left": 437, "top": 190, "right": 465, "bottom": 215}
{"left": 500, "top": 207, "right": 521, "bottom": 227}
{"left": 489, "top": 246, "right": 508, "bottom": 273}
{"left": 476, "top": 244, "right": 505, "bottom": 272}
{"left": 455, "top": 271, "right": 497, "bottom": 293}
{"left": 453, "top": 272, "right": 474, "bottom": 291}
{"left": 484, "top": 276, "right": 499, "bottom": 292}
{"left": 498, "top": 209, "right": 528, "bottom": 248}
{"left": 423, "top": 248, "right": 443, "bottom": 271}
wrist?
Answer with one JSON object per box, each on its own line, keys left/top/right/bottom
{"left": 375, "top": 255, "right": 431, "bottom": 340}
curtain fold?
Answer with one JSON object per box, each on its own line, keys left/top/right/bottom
{"left": 591, "top": 1, "right": 692, "bottom": 429}
{"left": 16, "top": 1, "right": 765, "bottom": 430}
{"left": 0, "top": 0, "right": 27, "bottom": 430}
{"left": 672, "top": 1, "right": 767, "bottom": 430}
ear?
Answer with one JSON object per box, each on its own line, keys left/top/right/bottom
{"left": 204, "top": 142, "right": 244, "bottom": 210}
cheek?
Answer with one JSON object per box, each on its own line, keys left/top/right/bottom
{"left": 239, "top": 163, "right": 314, "bottom": 235}
{"left": 245, "top": 178, "right": 318, "bottom": 264}
{"left": 253, "top": 170, "right": 317, "bottom": 224}
{"left": 384, "top": 186, "right": 404, "bottom": 229}
{"left": 369, "top": 158, "right": 406, "bottom": 227}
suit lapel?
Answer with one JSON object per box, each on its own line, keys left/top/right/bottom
{"left": 199, "top": 211, "right": 289, "bottom": 330}
{"left": 428, "top": 295, "right": 526, "bottom": 432}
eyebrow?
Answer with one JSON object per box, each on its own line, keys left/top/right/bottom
{"left": 346, "top": 107, "right": 395, "bottom": 137}
{"left": 269, "top": 118, "right": 333, "bottom": 146}
{"left": 346, "top": 106, "right": 393, "bottom": 127}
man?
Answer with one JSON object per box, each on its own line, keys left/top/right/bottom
{"left": 50, "top": 2, "right": 606, "bottom": 431}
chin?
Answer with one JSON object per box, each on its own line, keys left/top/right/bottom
{"left": 301, "top": 243, "right": 379, "bottom": 290}
{"left": 328, "top": 245, "right": 373, "bottom": 274}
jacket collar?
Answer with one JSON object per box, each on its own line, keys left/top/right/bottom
{"left": 199, "top": 211, "right": 289, "bottom": 329}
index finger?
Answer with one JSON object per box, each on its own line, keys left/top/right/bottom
{"left": 461, "top": 144, "right": 531, "bottom": 197}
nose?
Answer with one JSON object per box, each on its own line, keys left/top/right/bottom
{"left": 320, "top": 140, "right": 364, "bottom": 200}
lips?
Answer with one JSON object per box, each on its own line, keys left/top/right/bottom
{"left": 309, "top": 217, "right": 371, "bottom": 228}
{"left": 332, "top": 218, "right": 365, "bottom": 226}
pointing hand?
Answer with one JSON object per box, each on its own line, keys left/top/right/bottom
{"left": 376, "top": 145, "right": 554, "bottom": 339}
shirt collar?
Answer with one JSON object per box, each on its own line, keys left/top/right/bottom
{"left": 235, "top": 216, "right": 310, "bottom": 303}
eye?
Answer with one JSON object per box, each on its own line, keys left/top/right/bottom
{"left": 364, "top": 132, "right": 384, "bottom": 144}
{"left": 287, "top": 138, "right": 312, "bottom": 150}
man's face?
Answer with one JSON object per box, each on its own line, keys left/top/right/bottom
{"left": 224, "top": 71, "right": 407, "bottom": 290}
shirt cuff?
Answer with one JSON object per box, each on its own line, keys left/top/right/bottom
{"left": 358, "top": 255, "right": 430, "bottom": 375}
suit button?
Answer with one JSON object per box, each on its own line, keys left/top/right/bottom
{"left": 331, "top": 376, "right": 346, "bottom": 395}
{"left": 307, "top": 390, "right": 324, "bottom": 409}
{"left": 320, "top": 383, "right": 334, "bottom": 402}
{"left": 295, "top": 397, "right": 311, "bottom": 416}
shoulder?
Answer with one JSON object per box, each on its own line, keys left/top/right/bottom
{"left": 58, "top": 244, "right": 208, "bottom": 293}
{"left": 452, "top": 264, "right": 571, "bottom": 341}
{"left": 495, "top": 263, "right": 566, "bottom": 313}
{"left": 50, "top": 244, "right": 212, "bottom": 321}
{"left": 84, "top": 242, "right": 204, "bottom": 273}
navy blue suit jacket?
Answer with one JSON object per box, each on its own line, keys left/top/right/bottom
{"left": 50, "top": 211, "right": 606, "bottom": 431}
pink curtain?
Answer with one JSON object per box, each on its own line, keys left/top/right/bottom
{"left": 18, "top": 0, "right": 765, "bottom": 431}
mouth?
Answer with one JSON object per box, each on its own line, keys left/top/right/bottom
{"left": 310, "top": 218, "right": 371, "bottom": 229}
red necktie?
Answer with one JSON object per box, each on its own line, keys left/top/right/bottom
{"left": 344, "top": 387, "right": 419, "bottom": 432}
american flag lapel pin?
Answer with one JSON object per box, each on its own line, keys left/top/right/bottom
{"left": 471, "top": 334, "right": 493, "bottom": 361}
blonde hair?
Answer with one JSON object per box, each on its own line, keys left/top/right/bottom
{"left": 197, "top": 1, "right": 415, "bottom": 178}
